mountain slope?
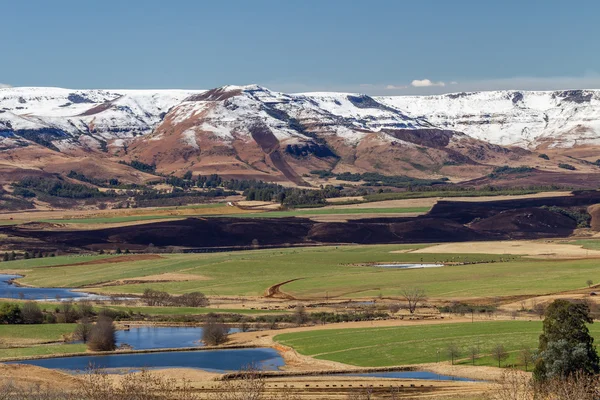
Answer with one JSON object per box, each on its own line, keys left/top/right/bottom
{"left": 1, "top": 86, "right": 599, "bottom": 185}
{"left": 377, "top": 89, "right": 600, "bottom": 149}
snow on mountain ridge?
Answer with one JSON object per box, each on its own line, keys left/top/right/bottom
{"left": 376, "top": 89, "right": 600, "bottom": 148}
{"left": 1, "top": 86, "right": 600, "bottom": 153}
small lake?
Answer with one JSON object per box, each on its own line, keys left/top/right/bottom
{"left": 0, "top": 274, "right": 92, "bottom": 300}
{"left": 116, "top": 326, "right": 241, "bottom": 350}
{"left": 10, "top": 348, "right": 284, "bottom": 373}
{"left": 372, "top": 264, "right": 444, "bottom": 269}
{"left": 340, "top": 371, "right": 478, "bottom": 382}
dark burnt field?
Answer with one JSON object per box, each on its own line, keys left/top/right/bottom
{"left": 2, "top": 191, "right": 600, "bottom": 253}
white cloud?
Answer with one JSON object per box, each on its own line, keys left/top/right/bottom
{"left": 0, "top": 83, "right": 12, "bottom": 88}
{"left": 263, "top": 74, "right": 600, "bottom": 96}
{"left": 411, "top": 79, "right": 446, "bottom": 88}
{"left": 385, "top": 84, "right": 407, "bottom": 90}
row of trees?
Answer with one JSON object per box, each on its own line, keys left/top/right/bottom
{"left": 2, "top": 250, "right": 58, "bottom": 261}
{"left": 141, "top": 289, "right": 209, "bottom": 307}
{"left": 0, "top": 300, "right": 95, "bottom": 325}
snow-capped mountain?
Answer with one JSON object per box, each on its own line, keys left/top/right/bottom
{"left": 377, "top": 89, "right": 600, "bottom": 149}
{"left": 1, "top": 85, "right": 599, "bottom": 185}
{"left": 0, "top": 87, "right": 201, "bottom": 151}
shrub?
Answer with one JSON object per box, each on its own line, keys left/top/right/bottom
{"left": 202, "top": 314, "right": 229, "bottom": 345}
{"left": 88, "top": 316, "right": 116, "bottom": 351}
{"left": 558, "top": 163, "right": 576, "bottom": 170}
{"left": 21, "top": 301, "right": 44, "bottom": 324}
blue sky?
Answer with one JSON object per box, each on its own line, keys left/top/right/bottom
{"left": 3, "top": 0, "right": 599, "bottom": 94}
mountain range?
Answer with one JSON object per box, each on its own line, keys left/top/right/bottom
{"left": 1, "top": 85, "right": 600, "bottom": 185}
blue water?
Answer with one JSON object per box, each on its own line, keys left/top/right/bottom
{"left": 342, "top": 371, "right": 477, "bottom": 382}
{"left": 0, "top": 274, "right": 91, "bottom": 300}
{"left": 9, "top": 348, "right": 284, "bottom": 373}
{"left": 116, "top": 326, "right": 241, "bottom": 350}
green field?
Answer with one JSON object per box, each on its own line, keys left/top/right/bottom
{"left": 4, "top": 245, "right": 600, "bottom": 300}
{"left": 275, "top": 321, "right": 600, "bottom": 368}
{"left": 569, "top": 239, "right": 600, "bottom": 251}
{"left": 0, "top": 323, "right": 76, "bottom": 343}
{"left": 228, "top": 207, "right": 431, "bottom": 219}
{"left": 0, "top": 344, "right": 86, "bottom": 360}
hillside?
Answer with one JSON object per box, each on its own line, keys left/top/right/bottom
{"left": 1, "top": 86, "right": 600, "bottom": 186}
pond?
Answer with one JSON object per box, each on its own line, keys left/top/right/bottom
{"left": 116, "top": 326, "right": 241, "bottom": 350}
{"left": 372, "top": 264, "right": 444, "bottom": 269}
{"left": 339, "top": 371, "right": 478, "bottom": 382}
{"left": 0, "top": 275, "right": 92, "bottom": 300}
{"left": 9, "top": 348, "right": 284, "bottom": 373}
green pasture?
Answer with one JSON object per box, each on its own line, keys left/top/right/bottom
{"left": 275, "top": 321, "right": 600, "bottom": 368}
{"left": 5, "top": 245, "right": 600, "bottom": 300}
{"left": 0, "top": 323, "right": 76, "bottom": 343}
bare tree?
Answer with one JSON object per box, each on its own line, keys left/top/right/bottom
{"left": 21, "top": 301, "right": 44, "bottom": 324}
{"left": 469, "top": 345, "right": 480, "bottom": 365}
{"left": 293, "top": 304, "right": 308, "bottom": 325}
{"left": 489, "top": 369, "right": 534, "bottom": 400}
{"left": 73, "top": 318, "right": 93, "bottom": 344}
{"left": 533, "top": 302, "right": 546, "bottom": 320}
{"left": 447, "top": 342, "right": 461, "bottom": 365}
{"left": 388, "top": 303, "right": 401, "bottom": 313}
{"left": 400, "top": 287, "right": 427, "bottom": 314}
{"left": 88, "top": 316, "right": 116, "bottom": 351}
{"left": 492, "top": 344, "right": 510, "bottom": 368}
{"left": 202, "top": 314, "right": 229, "bottom": 346}
{"left": 518, "top": 347, "right": 534, "bottom": 372}
{"left": 212, "top": 365, "right": 265, "bottom": 400}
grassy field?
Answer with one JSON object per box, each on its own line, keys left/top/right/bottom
{"left": 275, "top": 321, "right": 600, "bottom": 368}
{"left": 4, "top": 244, "right": 600, "bottom": 300}
{"left": 227, "top": 207, "right": 431, "bottom": 218}
{"left": 0, "top": 344, "right": 86, "bottom": 360}
{"left": 0, "top": 323, "right": 76, "bottom": 343}
{"left": 569, "top": 239, "right": 600, "bottom": 251}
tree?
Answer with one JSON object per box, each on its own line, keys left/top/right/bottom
{"left": 0, "top": 303, "right": 22, "bottom": 324}
{"left": 74, "top": 318, "right": 93, "bottom": 343}
{"left": 115, "top": 247, "right": 122, "bottom": 255}
{"left": 518, "top": 347, "right": 534, "bottom": 372}
{"left": 21, "top": 301, "right": 44, "bottom": 324}
{"left": 492, "top": 344, "right": 509, "bottom": 368}
{"left": 400, "top": 287, "right": 427, "bottom": 314}
{"left": 61, "top": 301, "right": 78, "bottom": 323}
{"left": 533, "top": 302, "right": 546, "bottom": 319}
{"left": 78, "top": 299, "right": 94, "bottom": 318}
{"left": 447, "top": 342, "right": 461, "bottom": 365}
{"left": 202, "top": 314, "right": 229, "bottom": 346}
{"left": 2, "top": 253, "right": 8, "bottom": 262}
{"left": 293, "top": 304, "right": 308, "bottom": 325}
{"left": 183, "top": 170, "right": 193, "bottom": 180}
{"left": 587, "top": 279, "right": 594, "bottom": 288}
{"left": 469, "top": 345, "right": 480, "bottom": 365}
{"left": 533, "top": 299, "right": 600, "bottom": 381}
{"left": 88, "top": 316, "right": 116, "bottom": 351}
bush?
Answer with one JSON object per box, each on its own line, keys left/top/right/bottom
{"left": 539, "top": 153, "right": 550, "bottom": 160}
{"left": 88, "top": 316, "right": 116, "bottom": 351}
{"left": 202, "top": 314, "right": 229, "bottom": 345}
{"left": 558, "top": 163, "right": 576, "bottom": 170}
{"left": 21, "top": 301, "right": 44, "bottom": 324}
{"left": 73, "top": 318, "right": 93, "bottom": 343}
{"left": 0, "top": 303, "right": 22, "bottom": 324}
